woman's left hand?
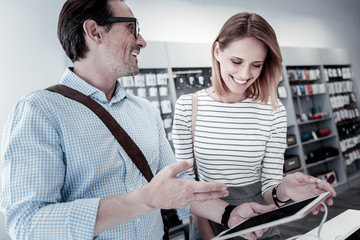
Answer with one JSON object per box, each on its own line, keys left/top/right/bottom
{"left": 278, "top": 172, "right": 336, "bottom": 213}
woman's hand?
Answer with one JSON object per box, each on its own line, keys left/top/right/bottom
{"left": 278, "top": 172, "right": 336, "bottom": 213}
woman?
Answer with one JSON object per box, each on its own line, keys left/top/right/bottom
{"left": 172, "top": 12, "right": 335, "bottom": 240}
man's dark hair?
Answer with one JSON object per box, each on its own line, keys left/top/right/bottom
{"left": 58, "top": 0, "right": 114, "bottom": 62}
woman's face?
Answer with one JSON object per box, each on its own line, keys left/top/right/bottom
{"left": 214, "top": 37, "right": 267, "bottom": 101}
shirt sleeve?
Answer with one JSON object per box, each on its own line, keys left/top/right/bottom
{"left": 172, "top": 94, "right": 197, "bottom": 179}
{"left": 261, "top": 100, "right": 288, "bottom": 194}
{"left": 0, "top": 97, "right": 100, "bottom": 239}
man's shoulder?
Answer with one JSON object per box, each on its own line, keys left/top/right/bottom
{"left": 13, "top": 88, "right": 77, "bottom": 118}
{"left": 19, "top": 88, "right": 55, "bottom": 105}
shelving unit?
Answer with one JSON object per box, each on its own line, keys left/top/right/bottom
{"left": 172, "top": 67, "right": 212, "bottom": 97}
{"left": 319, "top": 48, "right": 360, "bottom": 181}
{"left": 280, "top": 47, "right": 347, "bottom": 187}
{"left": 278, "top": 72, "right": 306, "bottom": 175}
{"left": 166, "top": 42, "right": 212, "bottom": 97}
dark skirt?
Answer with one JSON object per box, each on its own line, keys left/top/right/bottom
{"left": 189, "top": 181, "right": 281, "bottom": 240}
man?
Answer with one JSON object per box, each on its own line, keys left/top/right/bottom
{"left": 0, "top": 0, "right": 275, "bottom": 239}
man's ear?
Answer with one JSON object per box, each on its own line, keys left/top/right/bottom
{"left": 213, "top": 41, "right": 221, "bottom": 62}
{"left": 83, "top": 19, "right": 102, "bottom": 44}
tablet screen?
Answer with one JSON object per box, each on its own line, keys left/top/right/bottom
{"left": 225, "top": 196, "right": 316, "bottom": 235}
{"left": 214, "top": 192, "right": 330, "bottom": 240}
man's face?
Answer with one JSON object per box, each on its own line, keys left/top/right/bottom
{"left": 101, "top": 1, "right": 146, "bottom": 78}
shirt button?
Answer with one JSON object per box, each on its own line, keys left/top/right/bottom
{"left": 137, "top": 218, "right": 141, "bottom": 223}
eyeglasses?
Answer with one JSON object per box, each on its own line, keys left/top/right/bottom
{"left": 105, "top": 17, "right": 140, "bottom": 39}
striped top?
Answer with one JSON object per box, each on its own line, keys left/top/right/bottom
{"left": 172, "top": 89, "right": 287, "bottom": 194}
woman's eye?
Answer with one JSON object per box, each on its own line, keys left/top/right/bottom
{"left": 252, "top": 64, "right": 262, "bottom": 68}
{"left": 232, "top": 60, "right": 241, "bottom": 65}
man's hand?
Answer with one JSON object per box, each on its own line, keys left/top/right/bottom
{"left": 141, "top": 159, "right": 229, "bottom": 210}
{"left": 228, "top": 202, "right": 276, "bottom": 240}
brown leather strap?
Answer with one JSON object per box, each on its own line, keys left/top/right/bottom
{"left": 191, "top": 93, "right": 199, "bottom": 181}
{"left": 46, "top": 84, "right": 154, "bottom": 182}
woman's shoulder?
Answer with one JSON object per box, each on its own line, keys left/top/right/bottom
{"left": 257, "top": 97, "right": 285, "bottom": 110}
{"left": 177, "top": 89, "right": 206, "bottom": 103}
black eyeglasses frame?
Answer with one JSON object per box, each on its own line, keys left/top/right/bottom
{"left": 104, "top": 17, "right": 140, "bottom": 39}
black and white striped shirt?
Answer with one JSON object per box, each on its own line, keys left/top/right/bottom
{"left": 172, "top": 89, "right": 287, "bottom": 194}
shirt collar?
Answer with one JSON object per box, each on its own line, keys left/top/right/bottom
{"left": 59, "top": 68, "right": 126, "bottom": 104}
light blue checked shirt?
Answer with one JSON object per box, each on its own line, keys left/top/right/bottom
{"left": 0, "top": 68, "right": 190, "bottom": 239}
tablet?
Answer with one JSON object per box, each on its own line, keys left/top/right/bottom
{"left": 213, "top": 191, "right": 331, "bottom": 240}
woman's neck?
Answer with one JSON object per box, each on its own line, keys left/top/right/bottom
{"left": 205, "top": 87, "right": 248, "bottom": 103}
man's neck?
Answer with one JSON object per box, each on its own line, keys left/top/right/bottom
{"left": 72, "top": 62, "right": 116, "bottom": 101}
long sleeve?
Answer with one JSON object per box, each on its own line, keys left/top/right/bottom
{"left": 172, "top": 94, "right": 196, "bottom": 179}
{"left": 0, "top": 98, "right": 100, "bottom": 239}
{"left": 261, "top": 100, "right": 288, "bottom": 193}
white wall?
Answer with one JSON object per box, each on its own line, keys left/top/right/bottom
{"left": 0, "top": 0, "right": 66, "bottom": 146}
{"left": 0, "top": 1, "right": 66, "bottom": 239}
{"left": 0, "top": 0, "right": 359, "bottom": 239}
{"left": 125, "top": 0, "right": 360, "bottom": 47}
{"left": 125, "top": 0, "right": 360, "bottom": 91}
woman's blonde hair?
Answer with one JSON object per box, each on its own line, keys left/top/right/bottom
{"left": 211, "top": 12, "right": 283, "bottom": 109}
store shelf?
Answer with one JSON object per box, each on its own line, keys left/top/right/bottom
{"left": 286, "top": 144, "right": 299, "bottom": 150}
{"left": 279, "top": 47, "right": 353, "bottom": 185}
{"left": 321, "top": 59, "right": 360, "bottom": 179}
{"left": 301, "top": 134, "right": 337, "bottom": 146}
{"left": 297, "top": 116, "right": 333, "bottom": 126}
{"left": 306, "top": 155, "right": 340, "bottom": 169}
{"left": 292, "top": 92, "right": 327, "bottom": 98}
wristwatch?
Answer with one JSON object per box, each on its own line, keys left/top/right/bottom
{"left": 272, "top": 183, "right": 291, "bottom": 207}
{"left": 221, "top": 204, "right": 236, "bottom": 228}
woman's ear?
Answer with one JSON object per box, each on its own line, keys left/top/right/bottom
{"left": 213, "top": 41, "right": 221, "bottom": 62}
{"left": 83, "top": 19, "right": 102, "bottom": 44}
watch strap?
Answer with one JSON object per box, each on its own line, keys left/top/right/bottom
{"left": 272, "top": 184, "right": 291, "bottom": 208}
{"left": 221, "top": 204, "right": 236, "bottom": 228}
